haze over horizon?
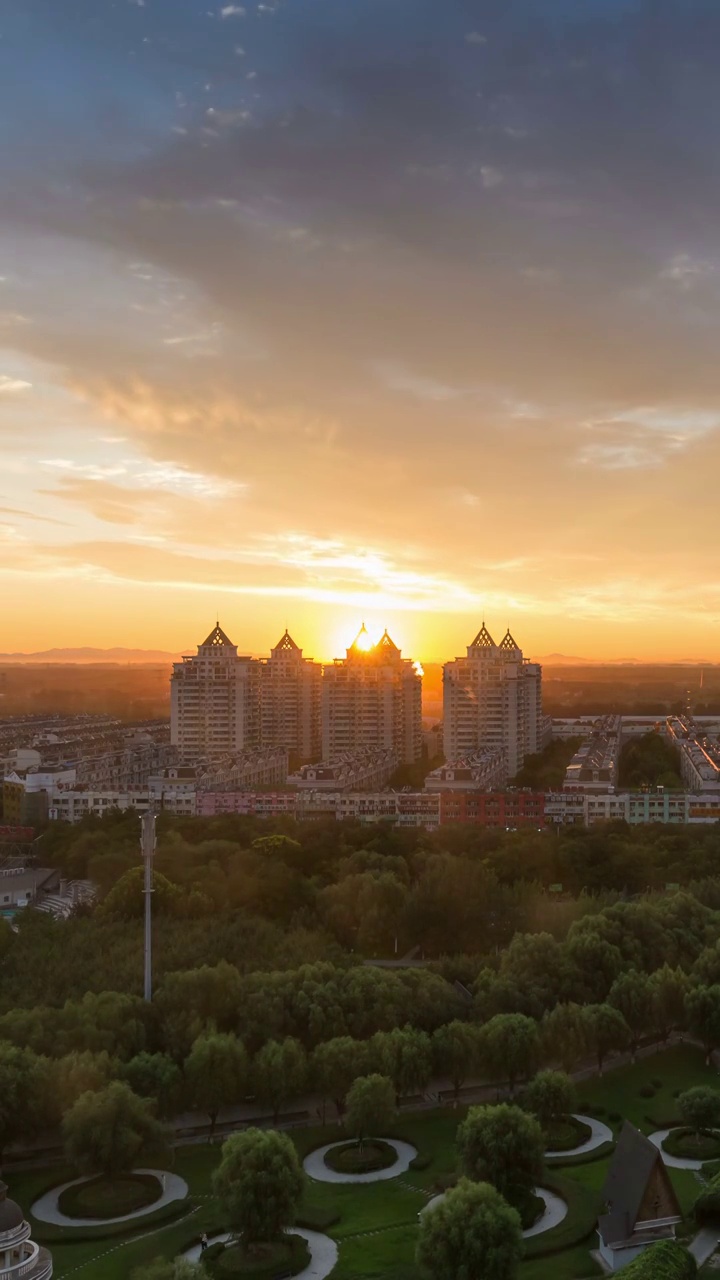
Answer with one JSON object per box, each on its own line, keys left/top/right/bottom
{"left": 2, "top": 0, "right": 720, "bottom": 662}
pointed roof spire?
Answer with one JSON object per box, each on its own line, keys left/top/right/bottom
{"left": 377, "top": 628, "right": 399, "bottom": 651}
{"left": 273, "top": 629, "right": 300, "bottom": 652}
{"left": 499, "top": 628, "right": 520, "bottom": 652}
{"left": 470, "top": 622, "right": 496, "bottom": 649}
{"left": 201, "top": 621, "right": 235, "bottom": 648}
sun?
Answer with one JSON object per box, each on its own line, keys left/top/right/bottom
{"left": 352, "top": 622, "right": 374, "bottom": 652}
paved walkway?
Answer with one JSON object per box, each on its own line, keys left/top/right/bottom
{"left": 32, "top": 1168, "right": 188, "bottom": 1227}
{"left": 421, "top": 1186, "right": 568, "bottom": 1239}
{"left": 303, "top": 1138, "right": 417, "bottom": 1184}
{"left": 648, "top": 1129, "right": 711, "bottom": 1171}
{"left": 690, "top": 1227, "right": 720, "bottom": 1266}
{"left": 182, "top": 1227, "right": 338, "bottom": 1278}
{"left": 545, "top": 1114, "right": 614, "bottom": 1160}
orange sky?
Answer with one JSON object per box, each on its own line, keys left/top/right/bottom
{"left": 2, "top": 2, "right": 720, "bottom": 665}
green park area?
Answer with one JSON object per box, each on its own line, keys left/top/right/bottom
{"left": 7, "top": 1043, "right": 720, "bottom": 1280}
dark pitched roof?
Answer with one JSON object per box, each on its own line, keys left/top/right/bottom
{"left": 0, "top": 1181, "right": 24, "bottom": 1234}
{"left": 469, "top": 622, "right": 495, "bottom": 648}
{"left": 201, "top": 622, "right": 235, "bottom": 648}
{"left": 598, "top": 1122, "right": 680, "bottom": 1246}
{"left": 273, "top": 629, "right": 300, "bottom": 652}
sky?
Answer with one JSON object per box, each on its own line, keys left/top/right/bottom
{"left": 2, "top": 0, "right": 720, "bottom": 663}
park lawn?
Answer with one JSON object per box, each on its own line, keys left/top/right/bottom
{"left": 519, "top": 1243, "right": 602, "bottom": 1280}
{"left": 330, "top": 1223, "right": 419, "bottom": 1280}
{"left": 14, "top": 1043, "right": 718, "bottom": 1280}
{"left": 576, "top": 1044, "right": 714, "bottom": 1132}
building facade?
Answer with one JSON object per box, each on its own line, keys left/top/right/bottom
{"left": 443, "top": 625, "right": 546, "bottom": 778}
{"left": 321, "top": 627, "right": 423, "bottom": 764}
{"left": 257, "top": 631, "right": 322, "bottom": 762}
{"left": 170, "top": 623, "right": 260, "bottom": 760}
{"left": 0, "top": 1180, "right": 52, "bottom": 1280}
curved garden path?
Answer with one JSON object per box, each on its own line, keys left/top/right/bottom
{"left": 182, "top": 1227, "right": 339, "bottom": 1278}
{"left": 648, "top": 1128, "right": 710, "bottom": 1171}
{"left": 32, "top": 1169, "right": 188, "bottom": 1228}
{"left": 422, "top": 1186, "right": 568, "bottom": 1238}
{"left": 303, "top": 1138, "right": 417, "bottom": 1184}
{"left": 544, "top": 1114, "right": 613, "bottom": 1159}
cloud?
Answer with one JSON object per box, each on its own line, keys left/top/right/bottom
{"left": 465, "top": 32, "right": 487, "bottom": 45}
{"left": 0, "top": 375, "right": 32, "bottom": 393}
{"left": 220, "top": 5, "right": 246, "bottom": 16}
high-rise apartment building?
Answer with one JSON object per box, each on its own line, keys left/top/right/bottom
{"left": 170, "top": 623, "right": 260, "bottom": 760}
{"left": 443, "top": 624, "right": 544, "bottom": 778}
{"left": 171, "top": 624, "right": 323, "bottom": 763}
{"left": 258, "top": 630, "right": 322, "bottom": 762}
{"left": 322, "top": 626, "right": 423, "bottom": 764}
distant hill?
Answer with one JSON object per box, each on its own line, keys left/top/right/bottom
{"left": 0, "top": 648, "right": 180, "bottom": 664}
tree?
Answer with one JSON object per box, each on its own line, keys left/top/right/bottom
{"left": 253, "top": 1037, "right": 306, "bottom": 1125}
{"left": 541, "top": 1003, "right": 588, "bottom": 1073}
{"left": 344, "top": 1074, "right": 396, "bottom": 1150}
{"left": 432, "top": 1020, "right": 482, "bottom": 1104}
{"left": 685, "top": 986, "right": 720, "bottom": 1065}
{"left": 0, "top": 1044, "right": 50, "bottom": 1165}
{"left": 121, "top": 1052, "right": 182, "bottom": 1119}
{"left": 212, "top": 1129, "right": 303, "bottom": 1245}
{"left": 479, "top": 1014, "right": 539, "bottom": 1095}
{"left": 311, "top": 1036, "right": 367, "bottom": 1123}
{"left": 678, "top": 1087, "right": 720, "bottom": 1136}
{"left": 184, "top": 1032, "right": 248, "bottom": 1137}
{"left": 582, "top": 1004, "right": 629, "bottom": 1076}
{"left": 524, "top": 1070, "right": 576, "bottom": 1128}
{"left": 369, "top": 1026, "right": 432, "bottom": 1103}
{"left": 416, "top": 1177, "right": 522, "bottom": 1280}
{"left": 649, "top": 965, "right": 689, "bottom": 1047}
{"left": 99, "top": 866, "right": 182, "bottom": 919}
{"left": 52, "top": 1050, "right": 118, "bottom": 1120}
{"left": 456, "top": 1104, "right": 544, "bottom": 1205}
{"left": 62, "top": 1081, "right": 167, "bottom": 1175}
{"left": 608, "top": 971, "right": 651, "bottom": 1063}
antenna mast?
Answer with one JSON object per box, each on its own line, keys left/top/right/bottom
{"left": 141, "top": 810, "right": 156, "bottom": 1002}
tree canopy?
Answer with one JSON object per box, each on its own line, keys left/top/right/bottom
{"left": 212, "top": 1128, "right": 304, "bottom": 1245}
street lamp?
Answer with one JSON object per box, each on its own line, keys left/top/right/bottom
{"left": 141, "top": 810, "right": 156, "bottom": 1002}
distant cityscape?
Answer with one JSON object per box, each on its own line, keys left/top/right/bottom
{"left": 1, "top": 618, "right": 720, "bottom": 907}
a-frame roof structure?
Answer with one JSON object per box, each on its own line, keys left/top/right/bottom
{"left": 377, "top": 628, "right": 399, "bottom": 652}
{"left": 469, "top": 622, "right": 496, "bottom": 649}
{"left": 499, "top": 628, "right": 520, "bottom": 651}
{"left": 598, "top": 1122, "right": 681, "bottom": 1247}
{"left": 201, "top": 622, "right": 235, "bottom": 648}
{"left": 273, "top": 629, "right": 300, "bottom": 652}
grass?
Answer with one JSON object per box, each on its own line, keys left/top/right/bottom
{"left": 57, "top": 1173, "right": 161, "bottom": 1219}
{"left": 11, "top": 1043, "right": 716, "bottom": 1280}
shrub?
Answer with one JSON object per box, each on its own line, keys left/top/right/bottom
{"left": 639, "top": 1084, "right": 655, "bottom": 1099}
{"left": 294, "top": 1205, "right": 340, "bottom": 1231}
{"left": 653, "top": 1079, "right": 664, "bottom": 1089}
{"left": 410, "top": 1153, "right": 432, "bottom": 1171}
{"left": 616, "top": 1239, "right": 697, "bottom": 1277}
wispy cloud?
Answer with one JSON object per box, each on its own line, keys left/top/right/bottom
{"left": 0, "top": 375, "right": 32, "bottom": 394}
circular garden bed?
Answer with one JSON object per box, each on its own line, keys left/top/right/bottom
{"left": 662, "top": 1128, "right": 720, "bottom": 1161}
{"left": 513, "top": 1187, "right": 547, "bottom": 1231}
{"left": 324, "top": 1140, "right": 398, "bottom": 1175}
{"left": 57, "top": 1172, "right": 162, "bottom": 1220}
{"left": 544, "top": 1115, "right": 593, "bottom": 1153}
{"left": 205, "top": 1235, "right": 311, "bottom": 1277}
